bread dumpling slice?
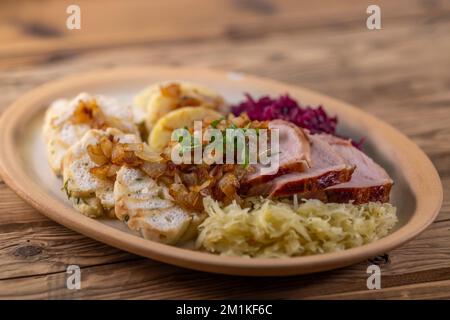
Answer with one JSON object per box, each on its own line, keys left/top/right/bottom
{"left": 62, "top": 128, "right": 140, "bottom": 218}
{"left": 114, "top": 166, "right": 205, "bottom": 244}
{"left": 44, "top": 93, "right": 139, "bottom": 175}
{"left": 134, "top": 82, "right": 226, "bottom": 132}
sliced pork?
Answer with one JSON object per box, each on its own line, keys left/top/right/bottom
{"left": 242, "top": 133, "right": 355, "bottom": 197}
{"left": 319, "top": 135, "right": 393, "bottom": 203}
{"left": 242, "top": 120, "right": 311, "bottom": 185}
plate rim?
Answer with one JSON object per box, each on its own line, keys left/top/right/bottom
{"left": 0, "top": 66, "right": 443, "bottom": 276}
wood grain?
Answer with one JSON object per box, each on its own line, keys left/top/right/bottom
{"left": 1, "top": 218, "right": 450, "bottom": 299}
{"left": 309, "top": 280, "right": 450, "bottom": 299}
{"left": 0, "top": 0, "right": 449, "bottom": 299}
{"left": 1, "top": 0, "right": 448, "bottom": 59}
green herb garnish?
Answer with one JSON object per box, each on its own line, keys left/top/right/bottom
{"left": 210, "top": 117, "right": 224, "bottom": 129}
{"left": 62, "top": 180, "right": 72, "bottom": 199}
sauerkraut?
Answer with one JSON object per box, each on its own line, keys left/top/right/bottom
{"left": 196, "top": 197, "right": 397, "bottom": 258}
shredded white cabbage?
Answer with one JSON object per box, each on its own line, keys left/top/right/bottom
{"left": 196, "top": 197, "right": 398, "bottom": 258}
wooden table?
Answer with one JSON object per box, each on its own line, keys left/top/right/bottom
{"left": 0, "top": 0, "right": 449, "bottom": 299}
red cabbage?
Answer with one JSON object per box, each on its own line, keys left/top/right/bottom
{"left": 231, "top": 93, "right": 363, "bottom": 148}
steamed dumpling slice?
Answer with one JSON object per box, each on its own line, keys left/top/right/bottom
{"left": 62, "top": 128, "right": 141, "bottom": 218}
{"left": 134, "top": 82, "right": 226, "bottom": 132}
{"left": 114, "top": 166, "right": 205, "bottom": 244}
{"left": 43, "top": 93, "right": 139, "bottom": 175}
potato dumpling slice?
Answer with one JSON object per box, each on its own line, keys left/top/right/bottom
{"left": 134, "top": 82, "right": 226, "bottom": 132}
{"left": 148, "top": 106, "right": 222, "bottom": 151}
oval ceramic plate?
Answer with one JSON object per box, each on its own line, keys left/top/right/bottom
{"left": 0, "top": 66, "right": 443, "bottom": 276}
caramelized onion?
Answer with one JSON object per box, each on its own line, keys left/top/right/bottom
{"left": 160, "top": 83, "right": 181, "bottom": 98}
{"left": 121, "top": 143, "right": 144, "bottom": 152}
{"left": 72, "top": 99, "right": 107, "bottom": 129}
{"left": 90, "top": 164, "right": 120, "bottom": 179}
{"left": 99, "top": 137, "right": 113, "bottom": 158}
{"left": 189, "top": 180, "right": 211, "bottom": 193}
{"left": 111, "top": 144, "right": 143, "bottom": 166}
{"left": 218, "top": 173, "right": 239, "bottom": 199}
{"left": 135, "top": 146, "right": 164, "bottom": 162}
{"left": 179, "top": 96, "right": 202, "bottom": 107}
{"left": 140, "top": 162, "right": 167, "bottom": 179}
{"left": 181, "top": 172, "right": 198, "bottom": 186}
{"left": 87, "top": 144, "right": 108, "bottom": 166}
{"left": 169, "top": 183, "right": 203, "bottom": 211}
{"left": 106, "top": 164, "right": 120, "bottom": 178}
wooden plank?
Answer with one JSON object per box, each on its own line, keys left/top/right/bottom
{"left": 0, "top": 221, "right": 137, "bottom": 280}
{"left": 1, "top": 0, "right": 449, "bottom": 58}
{"left": 0, "top": 186, "right": 137, "bottom": 280}
{"left": 1, "top": 15, "right": 450, "bottom": 117}
{"left": 0, "top": 184, "right": 48, "bottom": 225}
{"left": 0, "top": 202, "right": 449, "bottom": 298}
{"left": 0, "top": 258, "right": 396, "bottom": 299}
{"left": 1, "top": 228, "right": 450, "bottom": 300}
{"left": 310, "top": 279, "right": 450, "bottom": 300}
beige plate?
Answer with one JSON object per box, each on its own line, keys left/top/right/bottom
{"left": 0, "top": 66, "right": 443, "bottom": 276}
